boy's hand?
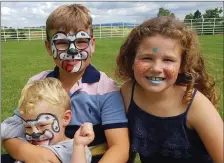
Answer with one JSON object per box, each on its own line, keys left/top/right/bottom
{"left": 74, "top": 122, "right": 95, "bottom": 146}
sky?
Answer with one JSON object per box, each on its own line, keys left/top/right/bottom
{"left": 1, "top": 1, "right": 223, "bottom": 28}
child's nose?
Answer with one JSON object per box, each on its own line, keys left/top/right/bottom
{"left": 67, "top": 48, "right": 78, "bottom": 55}
{"left": 67, "top": 43, "right": 78, "bottom": 55}
{"left": 31, "top": 132, "right": 42, "bottom": 139}
{"left": 151, "top": 61, "right": 163, "bottom": 73}
{"left": 31, "top": 126, "right": 39, "bottom": 133}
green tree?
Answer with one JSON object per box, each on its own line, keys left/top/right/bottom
{"left": 184, "top": 13, "right": 194, "bottom": 20}
{"left": 193, "top": 10, "right": 202, "bottom": 19}
{"left": 157, "top": 7, "right": 175, "bottom": 17}
{"left": 203, "top": 7, "right": 223, "bottom": 34}
{"left": 184, "top": 13, "right": 194, "bottom": 25}
{"left": 203, "top": 7, "right": 223, "bottom": 19}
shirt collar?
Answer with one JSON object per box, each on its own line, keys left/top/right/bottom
{"left": 46, "top": 64, "right": 100, "bottom": 83}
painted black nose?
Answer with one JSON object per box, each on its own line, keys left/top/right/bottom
{"left": 67, "top": 48, "right": 78, "bottom": 55}
{"left": 31, "top": 133, "right": 42, "bottom": 139}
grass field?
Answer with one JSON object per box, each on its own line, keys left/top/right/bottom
{"left": 1, "top": 35, "right": 223, "bottom": 161}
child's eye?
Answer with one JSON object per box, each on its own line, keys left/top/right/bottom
{"left": 55, "top": 39, "right": 69, "bottom": 45}
{"left": 142, "top": 57, "right": 152, "bottom": 60}
{"left": 25, "top": 126, "right": 31, "bottom": 129}
{"left": 38, "top": 124, "right": 48, "bottom": 128}
{"left": 164, "top": 59, "right": 174, "bottom": 62}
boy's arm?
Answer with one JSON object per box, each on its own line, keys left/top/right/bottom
{"left": 99, "top": 88, "right": 129, "bottom": 163}
{"left": 71, "top": 145, "right": 87, "bottom": 163}
{"left": 71, "top": 123, "right": 94, "bottom": 163}
{"left": 3, "top": 139, "right": 60, "bottom": 163}
{"left": 1, "top": 115, "right": 25, "bottom": 140}
{"left": 99, "top": 128, "right": 129, "bottom": 163}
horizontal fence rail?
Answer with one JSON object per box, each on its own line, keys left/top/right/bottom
{"left": 1, "top": 18, "right": 223, "bottom": 42}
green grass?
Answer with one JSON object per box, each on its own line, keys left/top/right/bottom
{"left": 1, "top": 35, "right": 223, "bottom": 161}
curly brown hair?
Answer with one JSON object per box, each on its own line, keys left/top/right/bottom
{"left": 115, "top": 16, "right": 219, "bottom": 108}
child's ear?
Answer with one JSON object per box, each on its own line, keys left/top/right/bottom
{"left": 63, "top": 110, "right": 72, "bottom": 126}
{"left": 45, "top": 39, "right": 52, "bottom": 56}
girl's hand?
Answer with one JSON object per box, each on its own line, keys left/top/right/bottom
{"left": 74, "top": 122, "right": 95, "bottom": 146}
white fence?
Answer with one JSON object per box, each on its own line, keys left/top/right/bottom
{"left": 1, "top": 18, "right": 223, "bottom": 42}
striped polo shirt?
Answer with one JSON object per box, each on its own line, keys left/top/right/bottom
{"left": 15, "top": 64, "right": 128, "bottom": 146}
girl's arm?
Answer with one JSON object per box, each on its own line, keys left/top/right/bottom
{"left": 188, "top": 91, "right": 223, "bottom": 163}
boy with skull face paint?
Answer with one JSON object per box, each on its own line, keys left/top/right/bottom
{"left": 2, "top": 3, "right": 129, "bottom": 163}
{"left": 2, "top": 78, "right": 94, "bottom": 163}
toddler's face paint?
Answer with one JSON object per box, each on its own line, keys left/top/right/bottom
{"left": 163, "top": 65, "right": 179, "bottom": 79}
{"left": 23, "top": 113, "right": 60, "bottom": 146}
{"left": 134, "top": 60, "right": 150, "bottom": 74}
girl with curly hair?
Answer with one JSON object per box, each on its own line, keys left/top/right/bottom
{"left": 115, "top": 16, "right": 223, "bottom": 163}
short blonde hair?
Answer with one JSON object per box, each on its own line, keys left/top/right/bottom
{"left": 18, "top": 78, "right": 71, "bottom": 116}
{"left": 46, "top": 4, "right": 93, "bottom": 40}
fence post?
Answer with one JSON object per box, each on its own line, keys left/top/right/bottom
{"left": 190, "top": 19, "right": 192, "bottom": 29}
{"left": 29, "top": 28, "right": 31, "bottom": 41}
{"left": 100, "top": 23, "right": 101, "bottom": 38}
{"left": 111, "top": 23, "right": 112, "bottom": 37}
{"left": 201, "top": 18, "right": 204, "bottom": 35}
{"left": 16, "top": 27, "right": 19, "bottom": 42}
{"left": 123, "top": 22, "right": 124, "bottom": 37}
{"left": 213, "top": 18, "right": 216, "bottom": 35}
{"left": 42, "top": 28, "right": 44, "bottom": 40}
{"left": 3, "top": 26, "right": 6, "bottom": 42}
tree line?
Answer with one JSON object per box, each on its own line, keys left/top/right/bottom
{"left": 157, "top": 7, "right": 223, "bottom": 34}
{"left": 157, "top": 7, "right": 223, "bottom": 20}
{"left": 1, "top": 7, "right": 223, "bottom": 40}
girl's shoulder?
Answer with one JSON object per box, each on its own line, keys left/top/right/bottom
{"left": 186, "top": 89, "right": 218, "bottom": 128}
{"left": 186, "top": 89, "right": 223, "bottom": 162}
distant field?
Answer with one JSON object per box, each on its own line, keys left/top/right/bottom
{"left": 1, "top": 35, "right": 223, "bottom": 160}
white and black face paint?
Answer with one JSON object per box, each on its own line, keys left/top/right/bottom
{"left": 23, "top": 113, "right": 60, "bottom": 145}
{"left": 51, "top": 31, "right": 91, "bottom": 73}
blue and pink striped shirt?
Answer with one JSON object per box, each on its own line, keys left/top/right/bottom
{"left": 14, "top": 64, "right": 128, "bottom": 146}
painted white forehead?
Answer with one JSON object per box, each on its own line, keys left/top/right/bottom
{"left": 52, "top": 31, "right": 90, "bottom": 41}
{"left": 23, "top": 114, "right": 56, "bottom": 126}
{"left": 75, "top": 31, "right": 90, "bottom": 38}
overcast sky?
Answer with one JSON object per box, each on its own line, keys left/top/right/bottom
{"left": 1, "top": 1, "right": 223, "bottom": 28}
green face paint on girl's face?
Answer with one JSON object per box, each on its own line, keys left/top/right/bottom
{"left": 153, "top": 48, "right": 158, "bottom": 52}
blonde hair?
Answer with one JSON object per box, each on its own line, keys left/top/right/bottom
{"left": 18, "top": 78, "right": 71, "bottom": 116}
{"left": 46, "top": 4, "right": 93, "bottom": 40}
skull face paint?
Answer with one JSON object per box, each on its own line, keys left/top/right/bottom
{"left": 23, "top": 113, "right": 60, "bottom": 146}
{"left": 134, "top": 60, "right": 151, "bottom": 74}
{"left": 51, "top": 31, "right": 90, "bottom": 73}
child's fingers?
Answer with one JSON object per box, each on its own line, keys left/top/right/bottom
{"left": 74, "top": 125, "right": 82, "bottom": 138}
{"left": 81, "top": 123, "right": 93, "bottom": 133}
{"left": 81, "top": 123, "right": 94, "bottom": 139}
